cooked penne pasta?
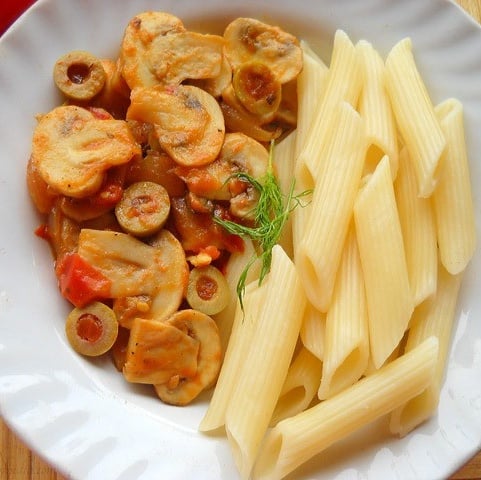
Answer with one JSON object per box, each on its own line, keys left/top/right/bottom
{"left": 394, "top": 147, "right": 437, "bottom": 306}
{"left": 390, "top": 263, "right": 462, "bottom": 437}
{"left": 297, "top": 101, "right": 367, "bottom": 312}
{"left": 317, "top": 224, "right": 369, "bottom": 400}
{"left": 357, "top": 39, "right": 398, "bottom": 178}
{"left": 294, "top": 40, "right": 329, "bottom": 160}
{"left": 433, "top": 98, "right": 476, "bottom": 274}
{"left": 296, "top": 29, "right": 362, "bottom": 187}
{"left": 212, "top": 238, "right": 260, "bottom": 354}
{"left": 200, "top": 279, "right": 263, "bottom": 432}
{"left": 252, "top": 337, "right": 439, "bottom": 480}
{"left": 385, "top": 37, "right": 445, "bottom": 197}
{"left": 224, "top": 246, "right": 307, "bottom": 479}
{"left": 299, "top": 302, "right": 326, "bottom": 361}
{"left": 274, "top": 130, "right": 298, "bottom": 259}
{"left": 291, "top": 43, "right": 330, "bottom": 255}
{"left": 270, "top": 347, "right": 322, "bottom": 426}
{"left": 354, "top": 156, "right": 414, "bottom": 369}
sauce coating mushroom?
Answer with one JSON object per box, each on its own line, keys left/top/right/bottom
{"left": 154, "top": 309, "right": 222, "bottom": 405}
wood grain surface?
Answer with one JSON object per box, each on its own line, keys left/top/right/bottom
{"left": 1, "top": 0, "right": 481, "bottom": 479}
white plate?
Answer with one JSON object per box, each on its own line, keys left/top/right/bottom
{"left": 1, "top": 0, "right": 480, "bottom": 479}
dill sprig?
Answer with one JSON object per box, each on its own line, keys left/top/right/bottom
{"left": 214, "top": 140, "right": 310, "bottom": 310}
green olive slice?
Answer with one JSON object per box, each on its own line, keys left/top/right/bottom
{"left": 53, "top": 50, "right": 106, "bottom": 101}
{"left": 232, "top": 61, "right": 281, "bottom": 118}
{"left": 115, "top": 181, "right": 170, "bottom": 237}
{"left": 185, "top": 265, "right": 230, "bottom": 315}
{"left": 65, "top": 301, "right": 119, "bottom": 356}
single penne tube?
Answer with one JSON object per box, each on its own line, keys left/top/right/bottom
{"left": 270, "top": 347, "right": 322, "bottom": 426}
{"left": 385, "top": 37, "right": 445, "bottom": 197}
{"left": 290, "top": 42, "right": 327, "bottom": 256}
{"left": 300, "top": 38, "right": 328, "bottom": 65}
{"left": 275, "top": 130, "right": 297, "bottom": 196}
{"left": 295, "top": 40, "right": 329, "bottom": 159}
{"left": 299, "top": 302, "right": 326, "bottom": 361}
{"left": 274, "top": 130, "right": 298, "bottom": 260}
{"left": 363, "top": 336, "right": 405, "bottom": 377}
{"left": 212, "top": 237, "right": 260, "bottom": 354}
{"left": 394, "top": 147, "right": 437, "bottom": 306}
{"left": 354, "top": 155, "right": 414, "bottom": 369}
{"left": 433, "top": 98, "right": 476, "bottom": 274}
{"left": 357, "top": 39, "right": 398, "bottom": 179}
{"left": 199, "top": 278, "right": 263, "bottom": 432}
{"left": 317, "top": 224, "right": 369, "bottom": 400}
{"left": 390, "top": 263, "right": 463, "bottom": 437}
{"left": 224, "top": 246, "right": 307, "bottom": 479}
{"left": 297, "top": 101, "right": 368, "bottom": 312}
{"left": 296, "top": 29, "right": 363, "bottom": 186}
{"left": 252, "top": 336, "right": 439, "bottom": 480}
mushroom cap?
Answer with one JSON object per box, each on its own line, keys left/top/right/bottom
{"left": 120, "top": 11, "right": 186, "bottom": 90}
{"left": 148, "top": 31, "right": 225, "bottom": 86}
{"left": 223, "top": 17, "right": 303, "bottom": 84}
{"left": 127, "top": 85, "right": 225, "bottom": 167}
{"left": 120, "top": 12, "right": 225, "bottom": 90}
{"left": 154, "top": 309, "right": 222, "bottom": 405}
{"left": 32, "top": 105, "right": 140, "bottom": 198}
{"left": 77, "top": 229, "right": 188, "bottom": 322}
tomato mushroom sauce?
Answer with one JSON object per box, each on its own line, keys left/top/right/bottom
{"left": 26, "top": 11, "right": 302, "bottom": 405}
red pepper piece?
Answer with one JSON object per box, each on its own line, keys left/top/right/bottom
{"left": 55, "top": 253, "right": 112, "bottom": 308}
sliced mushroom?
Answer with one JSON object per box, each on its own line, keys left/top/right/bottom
{"left": 127, "top": 84, "right": 225, "bottom": 166}
{"left": 113, "top": 294, "right": 152, "bottom": 329}
{"left": 148, "top": 31, "right": 225, "bottom": 86}
{"left": 173, "top": 159, "right": 234, "bottom": 202}
{"left": 123, "top": 317, "right": 200, "bottom": 385}
{"left": 53, "top": 50, "right": 107, "bottom": 101}
{"left": 46, "top": 199, "right": 81, "bottom": 259}
{"left": 154, "top": 309, "right": 221, "bottom": 405}
{"left": 77, "top": 228, "right": 188, "bottom": 321}
{"left": 223, "top": 17, "right": 303, "bottom": 84}
{"left": 119, "top": 11, "right": 186, "bottom": 90}
{"left": 147, "top": 228, "right": 190, "bottom": 320}
{"left": 26, "top": 154, "right": 58, "bottom": 214}
{"left": 174, "top": 132, "right": 269, "bottom": 205}
{"left": 58, "top": 165, "right": 126, "bottom": 223}
{"left": 188, "top": 52, "right": 232, "bottom": 98}
{"left": 58, "top": 195, "right": 113, "bottom": 223}
{"left": 221, "top": 132, "right": 270, "bottom": 180}
{"left": 229, "top": 186, "right": 261, "bottom": 220}
{"left": 31, "top": 105, "right": 140, "bottom": 198}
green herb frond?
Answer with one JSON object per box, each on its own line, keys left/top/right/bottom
{"left": 214, "top": 140, "right": 312, "bottom": 310}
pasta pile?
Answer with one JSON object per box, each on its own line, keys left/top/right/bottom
{"left": 201, "top": 30, "right": 476, "bottom": 479}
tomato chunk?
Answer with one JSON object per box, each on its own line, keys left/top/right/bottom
{"left": 55, "top": 252, "right": 112, "bottom": 307}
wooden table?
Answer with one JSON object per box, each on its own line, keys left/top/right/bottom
{"left": 2, "top": 0, "right": 481, "bottom": 478}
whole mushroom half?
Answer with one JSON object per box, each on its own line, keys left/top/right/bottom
{"left": 127, "top": 84, "right": 225, "bottom": 167}
{"left": 31, "top": 105, "right": 140, "bottom": 198}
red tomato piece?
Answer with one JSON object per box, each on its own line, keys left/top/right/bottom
{"left": 55, "top": 253, "right": 112, "bottom": 308}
